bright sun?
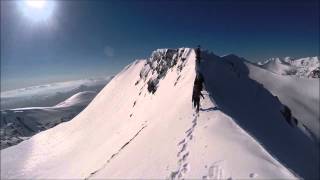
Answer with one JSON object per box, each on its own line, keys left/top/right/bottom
{"left": 26, "top": 0, "right": 46, "bottom": 9}
{"left": 18, "top": 0, "right": 56, "bottom": 23}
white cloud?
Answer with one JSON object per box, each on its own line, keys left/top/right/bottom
{"left": 1, "top": 77, "right": 112, "bottom": 98}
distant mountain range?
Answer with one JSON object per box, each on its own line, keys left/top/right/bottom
{"left": 0, "top": 77, "right": 112, "bottom": 149}
{"left": 1, "top": 77, "right": 113, "bottom": 110}
{"left": 257, "top": 56, "right": 319, "bottom": 78}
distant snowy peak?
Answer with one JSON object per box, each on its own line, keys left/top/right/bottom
{"left": 257, "top": 56, "right": 319, "bottom": 78}
{"left": 54, "top": 91, "right": 97, "bottom": 108}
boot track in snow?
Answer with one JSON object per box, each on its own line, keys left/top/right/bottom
{"left": 85, "top": 124, "right": 147, "bottom": 180}
{"left": 170, "top": 112, "right": 199, "bottom": 179}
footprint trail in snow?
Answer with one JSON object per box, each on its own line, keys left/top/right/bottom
{"left": 170, "top": 112, "right": 199, "bottom": 179}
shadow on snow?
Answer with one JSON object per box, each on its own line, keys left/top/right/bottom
{"left": 200, "top": 51, "right": 319, "bottom": 180}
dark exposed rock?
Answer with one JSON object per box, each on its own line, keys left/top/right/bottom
{"left": 309, "top": 67, "right": 320, "bottom": 78}
{"left": 139, "top": 48, "right": 190, "bottom": 94}
{"left": 147, "top": 79, "right": 158, "bottom": 94}
{"left": 281, "top": 105, "right": 298, "bottom": 127}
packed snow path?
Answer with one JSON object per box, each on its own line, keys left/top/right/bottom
{"left": 1, "top": 48, "right": 318, "bottom": 179}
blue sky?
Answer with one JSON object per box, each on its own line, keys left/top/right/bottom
{"left": 1, "top": 0, "right": 319, "bottom": 91}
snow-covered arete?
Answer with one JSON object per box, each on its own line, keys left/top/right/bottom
{"left": 1, "top": 48, "right": 318, "bottom": 179}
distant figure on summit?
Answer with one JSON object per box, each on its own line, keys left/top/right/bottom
{"left": 195, "top": 45, "right": 201, "bottom": 65}
{"left": 192, "top": 72, "right": 205, "bottom": 113}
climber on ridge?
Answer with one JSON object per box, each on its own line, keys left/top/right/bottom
{"left": 192, "top": 72, "right": 205, "bottom": 113}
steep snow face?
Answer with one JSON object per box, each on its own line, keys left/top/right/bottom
{"left": 0, "top": 91, "right": 98, "bottom": 149}
{"left": 0, "top": 48, "right": 197, "bottom": 179}
{"left": 200, "top": 52, "right": 319, "bottom": 179}
{"left": 247, "top": 62, "right": 320, "bottom": 142}
{"left": 0, "top": 48, "right": 310, "bottom": 179}
{"left": 224, "top": 54, "right": 319, "bottom": 143}
{"left": 257, "top": 57, "right": 319, "bottom": 78}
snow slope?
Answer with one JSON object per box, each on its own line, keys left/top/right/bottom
{"left": 201, "top": 52, "right": 319, "bottom": 179}
{"left": 1, "top": 48, "right": 318, "bottom": 179}
{"left": 247, "top": 62, "right": 320, "bottom": 142}
{"left": 1, "top": 91, "right": 97, "bottom": 149}
{"left": 222, "top": 54, "right": 320, "bottom": 143}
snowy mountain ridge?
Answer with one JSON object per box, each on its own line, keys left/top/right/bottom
{"left": 257, "top": 56, "right": 319, "bottom": 78}
{"left": 1, "top": 48, "right": 318, "bottom": 179}
{"left": 210, "top": 53, "right": 319, "bottom": 142}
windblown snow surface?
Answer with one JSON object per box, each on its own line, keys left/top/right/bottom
{"left": 1, "top": 48, "right": 319, "bottom": 179}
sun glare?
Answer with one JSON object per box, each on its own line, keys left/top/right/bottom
{"left": 18, "top": 0, "right": 56, "bottom": 23}
{"left": 26, "top": 0, "right": 46, "bottom": 9}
